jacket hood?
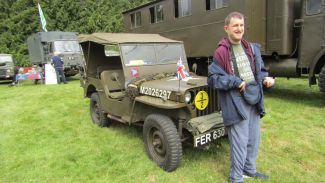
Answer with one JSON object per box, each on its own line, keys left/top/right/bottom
{"left": 218, "top": 37, "right": 251, "bottom": 50}
{"left": 218, "top": 38, "right": 232, "bottom": 49}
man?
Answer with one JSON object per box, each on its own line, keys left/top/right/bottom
{"left": 52, "top": 52, "right": 67, "bottom": 84}
{"left": 208, "top": 12, "right": 275, "bottom": 183}
{"left": 12, "top": 66, "right": 19, "bottom": 85}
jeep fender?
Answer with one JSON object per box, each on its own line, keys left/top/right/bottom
{"left": 86, "top": 84, "right": 97, "bottom": 98}
{"left": 309, "top": 48, "right": 325, "bottom": 85}
{"left": 129, "top": 95, "right": 187, "bottom": 124}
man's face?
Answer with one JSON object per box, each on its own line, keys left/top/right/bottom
{"left": 224, "top": 17, "right": 244, "bottom": 44}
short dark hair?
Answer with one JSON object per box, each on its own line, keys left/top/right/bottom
{"left": 225, "top": 12, "right": 244, "bottom": 25}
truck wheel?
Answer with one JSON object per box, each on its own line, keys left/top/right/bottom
{"left": 90, "top": 93, "right": 109, "bottom": 127}
{"left": 319, "top": 65, "right": 325, "bottom": 92}
{"left": 143, "top": 114, "right": 182, "bottom": 172}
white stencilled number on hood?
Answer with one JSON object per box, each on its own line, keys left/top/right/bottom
{"left": 140, "top": 86, "right": 171, "bottom": 99}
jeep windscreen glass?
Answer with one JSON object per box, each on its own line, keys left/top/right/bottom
{"left": 121, "top": 44, "right": 156, "bottom": 66}
{"left": 156, "top": 43, "right": 185, "bottom": 64}
{"left": 0, "top": 55, "right": 13, "bottom": 63}
{"left": 53, "top": 40, "right": 81, "bottom": 53}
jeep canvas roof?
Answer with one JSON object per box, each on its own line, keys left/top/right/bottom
{"left": 78, "top": 33, "right": 181, "bottom": 44}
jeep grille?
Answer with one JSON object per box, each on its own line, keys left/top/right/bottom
{"left": 190, "top": 86, "right": 219, "bottom": 117}
{"left": 0, "top": 70, "right": 6, "bottom": 76}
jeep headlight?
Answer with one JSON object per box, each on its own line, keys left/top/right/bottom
{"left": 184, "top": 91, "right": 193, "bottom": 104}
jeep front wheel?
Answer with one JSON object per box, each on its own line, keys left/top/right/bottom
{"left": 143, "top": 114, "right": 182, "bottom": 172}
{"left": 90, "top": 92, "right": 109, "bottom": 127}
{"left": 319, "top": 65, "right": 325, "bottom": 92}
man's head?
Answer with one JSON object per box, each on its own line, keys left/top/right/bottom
{"left": 224, "top": 12, "right": 245, "bottom": 44}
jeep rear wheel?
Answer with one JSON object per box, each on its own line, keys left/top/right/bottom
{"left": 319, "top": 65, "right": 325, "bottom": 92}
{"left": 90, "top": 93, "right": 109, "bottom": 127}
{"left": 143, "top": 114, "right": 182, "bottom": 172}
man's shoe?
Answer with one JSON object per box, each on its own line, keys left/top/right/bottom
{"left": 243, "top": 174, "right": 252, "bottom": 179}
{"left": 228, "top": 178, "right": 244, "bottom": 183}
{"left": 243, "top": 171, "right": 269, "bottom": 180}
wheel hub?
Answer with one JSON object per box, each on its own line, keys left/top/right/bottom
{"left": 151, "top": 130, "right": 166, "bottom": 157}
{"left": 92, "top": 101, "right": 100, "bottom": 121}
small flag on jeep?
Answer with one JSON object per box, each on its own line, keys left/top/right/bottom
{"left": 177, "top": 57, "right": 188, "bottom": 80}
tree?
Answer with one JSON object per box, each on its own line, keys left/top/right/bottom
{"left": 0, "top": 0, "right": 149, "bottom": 66}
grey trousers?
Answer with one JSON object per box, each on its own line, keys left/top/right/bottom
{"left": 55, "top": 69, "right": 67, "bottom": 84}
{"left": 227, "top": 98, "right": 261, "bottom": 182}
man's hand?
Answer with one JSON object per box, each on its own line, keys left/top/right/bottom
{"left": 263, "top": 77, "right": 275, "bottom": 88}
{"left": 238, "top": 81, "right": 246, "bottom": 92}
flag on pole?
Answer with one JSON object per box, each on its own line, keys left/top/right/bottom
{"left": 38, "top": 3, "right": 47, "bottom": 32}
{"left": 177, "top": 57, "right": 188, "bottom": 80}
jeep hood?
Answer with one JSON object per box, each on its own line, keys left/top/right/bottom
{"left": 140, "top": 75, "right": 208, "bottom": 93}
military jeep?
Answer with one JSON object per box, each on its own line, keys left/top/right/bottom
{"left": 79, "top": 33, "right": 225, "bottom": 172}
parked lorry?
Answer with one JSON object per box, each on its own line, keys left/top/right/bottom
{"left": 0, "top": 54, "right": 15, "bottom": 81}
{"left": 123, "top": 0, "right": 325, "bottom": 92}
{"left": 27, "top": 31, "right": 83, "bottom": 76}
{"left": 79, "top": 33, "right": 225, "bottom": 172}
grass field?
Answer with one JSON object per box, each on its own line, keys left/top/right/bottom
{"left": 0, "top": 77, "right": 324, "bottom": 183}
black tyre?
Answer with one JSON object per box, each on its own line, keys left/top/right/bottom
{"left": 143, "top": 114, "right": 182, "bottom": 172}
{"left": 319, "top": 65, "right": 325, "bottom": 92}
{"left": 90, "top": 93, "right": 109, "bottom": 127}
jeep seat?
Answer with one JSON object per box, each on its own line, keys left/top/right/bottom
{"left": 100, "top": 70, "right": 125, "bottom": 100}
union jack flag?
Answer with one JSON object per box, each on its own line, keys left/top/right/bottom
{"left": 177, "top": 57, "right": 188, "bottom": 80}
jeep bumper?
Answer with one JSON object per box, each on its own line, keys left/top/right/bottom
{"left": 187, "top": 112, "right": 225, "bottom": 147}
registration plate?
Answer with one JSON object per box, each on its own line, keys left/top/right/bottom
{"left": 194, "top": 127, "right": 225, "bottom": 147}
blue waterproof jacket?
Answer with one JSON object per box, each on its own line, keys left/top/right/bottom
{"left": 52, "top": 55, "right": 64, "bottom": 69}
{"left": 208, "top": 43, "right": 269, "bottom": 127}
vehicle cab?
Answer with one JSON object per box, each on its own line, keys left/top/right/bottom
{"left": 48, "top": 39, "right": 83, "bottom": 76}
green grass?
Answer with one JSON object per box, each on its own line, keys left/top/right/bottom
{"left": 0, "top": 77, "right": 324, "bottom": 183}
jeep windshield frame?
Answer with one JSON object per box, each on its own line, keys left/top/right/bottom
{"left": 120, "top": 43, "right": 186, "bottom": 66}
